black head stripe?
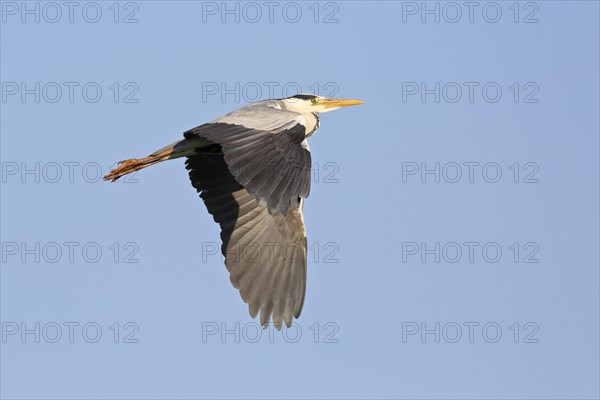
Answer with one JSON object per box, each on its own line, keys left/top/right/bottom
{"left": 290, "top": 94, "right": 317, "bottom": 101}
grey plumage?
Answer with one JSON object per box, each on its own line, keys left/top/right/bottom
{"left": 184, "top": 121, "right": 311, "bottom": 215}
{"left": 183, "top": 100, "right": 315, "bottom": 328}
{"left": 103, "top": 95, "right": 363, "bottom": 329}
{"left": 185, "top": 147, "right": 307, "bottom": 329}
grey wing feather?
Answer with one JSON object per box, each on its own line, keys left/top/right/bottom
{"left": 184, "top": 103, "right": 311, "bottom": 215}
{"left": 186, "top": 153, "right": 307, "bottom": 329}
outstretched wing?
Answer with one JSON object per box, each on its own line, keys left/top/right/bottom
{"left": 186, "top": 151, "right": 307, "bottom": 329}
{"left": 183, "top": 103, "right": 313, "bottom": 215}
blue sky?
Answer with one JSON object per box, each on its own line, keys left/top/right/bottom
{"left": 1, "top": 1, "right": 599, "bottom": 399}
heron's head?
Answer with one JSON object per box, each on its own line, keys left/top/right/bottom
{"left": 279, "top": 94, "right": 364, "bottom": 114}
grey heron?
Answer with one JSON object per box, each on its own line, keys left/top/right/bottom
{"left": 104, "top": 94, "right": 364, "bottom": 329}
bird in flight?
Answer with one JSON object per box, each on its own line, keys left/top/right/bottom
{"left": 104, "top": 94, "right": 364, "bottom": 329}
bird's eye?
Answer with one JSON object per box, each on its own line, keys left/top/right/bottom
{"left": 311, "top": 98, "right": 318, "bottom": 104}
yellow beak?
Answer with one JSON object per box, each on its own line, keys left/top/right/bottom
{"left": 322, "top": 98, "right": 365, "bottom": 108}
